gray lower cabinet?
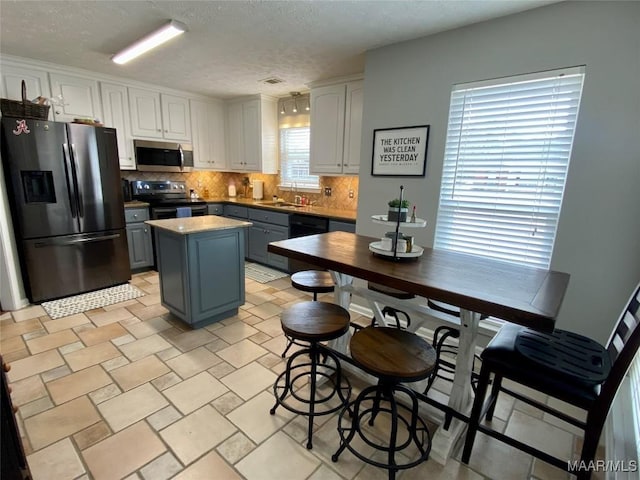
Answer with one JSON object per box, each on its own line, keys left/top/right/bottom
{"left": 125, "top": 208, "right": 153, "bottom": 269}
{"left": 223, "top": 205, "right": 249, "bottom": 255}
{"left": 207, "top": 203, "right": 224, "bottom": 215}
{"left": 155, "top": 226, "right": 246, "bottom": 328}
{"left": 247, "top": 208, "right": 289, "bottom": 270}
{"left": 248, "top": 221, "right": 289, "bottom": 270}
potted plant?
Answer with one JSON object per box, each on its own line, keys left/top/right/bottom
{"left": 387, "top": 199, "right": 410, "bottom": 222}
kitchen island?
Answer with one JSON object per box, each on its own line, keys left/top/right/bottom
{"left": 146, "top": 216, "right": 251, "bottom": 328}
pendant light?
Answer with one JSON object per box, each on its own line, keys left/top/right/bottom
{"left": 291, "top": 92, "right": 299, "bottom": 113}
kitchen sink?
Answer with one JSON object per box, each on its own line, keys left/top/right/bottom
{"left": 257, "top": 201, "right": 305, "bottom": 208}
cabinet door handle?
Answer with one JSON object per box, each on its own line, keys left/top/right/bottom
{"left": 133, "top": 214, "right": 138, "bottom": 219}
{"left": 144, "top": 228, "right": 148, "bottom": 233}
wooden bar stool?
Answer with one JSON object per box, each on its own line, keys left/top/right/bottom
{"left": 291, "top": 270, "right": 335, "bottom": 301}
{"left": 270, "top": 301, "right": 351, "bottom": 449}
{"left": 367, "top": 282, "right": 415, "bottom": 300}
{"left": 332, "top": 326, "right": 436, "bottom": 480}
{"left": 424, "top": 300, "right": 488, "bottom": 397}
{"left": 366, "top": 282, "right": 414, "bottom": 330}
{"left": 281, "top": 270, "right": 336, "bottom": 358}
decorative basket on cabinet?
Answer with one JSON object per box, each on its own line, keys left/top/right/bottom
{"left": 0, "top": 80, "right": 50, "bottom": 120}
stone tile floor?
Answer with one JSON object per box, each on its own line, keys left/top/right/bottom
{"left": 1, "top": 271, "right": 602, "bottom": 479}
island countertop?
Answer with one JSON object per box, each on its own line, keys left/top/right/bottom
{"left": 146, "top": 215, "right": 252, "bottom": 235}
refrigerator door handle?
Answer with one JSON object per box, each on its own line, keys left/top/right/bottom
{"left": 62, "top": 143, "right": 78, "bottom": 218}
{"left": 70, "top": 143, "right": 84, "bottom": 218}
{"left": 33, "top": 233, "right": 122, "bottom": 248}
{"left": 179, "top": 144, "right": 184, "bottom": 171}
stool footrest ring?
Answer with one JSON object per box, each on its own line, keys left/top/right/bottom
{"left": 332, "top": 383, "right": 431, "bottom": 478}
{"left": 270, "top": 344, "right": 351, "bottom": 450}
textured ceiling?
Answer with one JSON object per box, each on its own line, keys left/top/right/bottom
{"left": 0, "top": 0, "right": 558, "bottom": 99}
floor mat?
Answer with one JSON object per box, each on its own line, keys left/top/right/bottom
{"left": 41, "top": 283, "right": 145, "bottom": 319}
{"left": 245, "top": 262, "right": 289, "bottom": 284}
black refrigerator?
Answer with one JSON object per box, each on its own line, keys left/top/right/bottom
{"left": 1, "top": 116, "right": 131, "bottom": 303}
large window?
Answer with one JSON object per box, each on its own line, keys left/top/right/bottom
{"left": 278, "top": 93, "right": 319, "bottom": 190}
{"left": 279, "top": 126, "right": 319, "bottom": 189}
{"left": 434, "top": 67, "right": 585, "bottom": 268}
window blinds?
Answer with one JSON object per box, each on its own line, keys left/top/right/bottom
{"left": 279, "top": 126, "right": 319, "bottom": 188}
{"left": 631, "top": 351, "right": 640, "bottom": 462}
{"left": 434, "top": 67, "right": 585, "bottom": 268}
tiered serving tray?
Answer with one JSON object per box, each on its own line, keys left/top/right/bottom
{"left": 369, "top": 215, "right": 427, "bottom": 259}
{"left": 368, "top": 241, "right": 424, "bottom": 258}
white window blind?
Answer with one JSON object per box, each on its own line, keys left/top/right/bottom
{"left": 279, "top": 126, "right": 319, "bottom": 188}
{"left": 434, "top": 67, "right": 585, "bottom": 268}
{"left": 631, "top": 351, "right": 640, "bottom": 462}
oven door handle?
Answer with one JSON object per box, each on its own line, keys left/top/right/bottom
{"left": 179, "top": 144, "right": 184, "bottom": 171}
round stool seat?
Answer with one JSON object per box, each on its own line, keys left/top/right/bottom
{"left": 291, "top": 271, "right": 335, "bottom": 294}
{"left": 281, "top": 302, "right": 350, "bottom": 342}
{"left": 350, "top": 326, "right": 436, "bottom": 382}
{"left": 272, "top": 301, "right": 351, "bottom": 450}
{"left": 367, "top": 282, "right": 415, "bottom": 300}
{"left": 333, "top": 326, "right": 435, "bottom": 478}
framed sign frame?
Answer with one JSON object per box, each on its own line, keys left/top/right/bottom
{"left": 371, "top": 125, "right": 429, "bottom": 177}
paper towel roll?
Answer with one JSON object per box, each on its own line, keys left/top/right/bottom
{"left": 252, "top": 180, "right": 264, "bottom": 200}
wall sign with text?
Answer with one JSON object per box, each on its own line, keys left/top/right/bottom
{"left": 371, "top": 125, "right": 429, "bottom": 176}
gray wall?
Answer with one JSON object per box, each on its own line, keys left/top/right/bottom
{"left": 356, "top": 1, "right": 640, "bottom": 342}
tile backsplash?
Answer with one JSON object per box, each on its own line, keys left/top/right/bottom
{"left": 121, "top": 171, "right": 359, "bottom": 210}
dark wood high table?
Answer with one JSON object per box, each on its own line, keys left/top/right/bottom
{"left": 269, "top": 231, "right": 570, "bottom": 463}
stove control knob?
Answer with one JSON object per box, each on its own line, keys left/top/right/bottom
{"left": 143, "top": 184, "right": 150, "bottom": 189}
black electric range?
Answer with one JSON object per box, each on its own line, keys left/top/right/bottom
{"left": 130, "top": 180, "right": 207, "bottom": 219}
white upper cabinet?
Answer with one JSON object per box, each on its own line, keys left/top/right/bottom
{"left": 242, "top": 99, "right": 261, "bottom": 171}
{"left": 226, "top": 102, "right": 244, "bottom": 170}
{"left": 129, "top": 88, "right": 191, "bottom": 142}
{"left": 310, "top": 79, "right": 363, "bottom": 175}
{"left": 310, "top": 84, "right": 346, "bottom": 174}
{"left": 161, "top": 94, "right": 191, "bottom": 141}
{"left": 49, "top": 73, "right": 102, "bottom": 123}
{"left": 190, "top": 99, "right": 227, "bottom": 171}
{"left": 342, "top": 81, "right": 364, "bottom": 174}
{"left": 128, "top": 87, "right": 163, "bottom": 139}
{"left": 225, "top": 95, "right": 277, "bottom": 173}
{"left": 100, "top": 82, "right": 135, "bottom": 170}
{"left": 0, "top": 65, "right": 53, "bottom": 120}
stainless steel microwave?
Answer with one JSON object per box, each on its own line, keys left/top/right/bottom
{"left": 134, "top": 140, "right": 193, "bottom": 173}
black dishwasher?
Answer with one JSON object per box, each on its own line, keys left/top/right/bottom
{"left": 289, "top": 214, "right": 328, "bottom": 273}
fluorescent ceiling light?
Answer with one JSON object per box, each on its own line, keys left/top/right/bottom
{"left": 112, "top": 20, "right": 187, "bottom": 65}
